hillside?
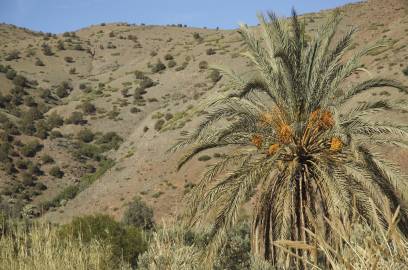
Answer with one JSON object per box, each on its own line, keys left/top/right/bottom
{"left": 0, "top": 0, "right": 407, "bottom": 224}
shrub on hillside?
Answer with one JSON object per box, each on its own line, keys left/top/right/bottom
{"left": 65, "top": 111, "right": 86, "bottom": 125}
{"left": 199, "top": 61, "right": 208, "bottom": 69}
{"left": 77, "top": 128, "right": 94, "bottom": 143}
{"left": 35, "top": 58, "right": 45, "bottom": 66}
{"left": 12, "top": 75, "right": 27, "bottom": 87}
{"left": 5, "top": 50, "right": 20, "bottom": 61}
{"left": 151, "top": 60, "right": 166, "bottom": 73}
{"left": 164, "top": 54, "right": 173, "bottom": 60}
{"left": 403, "top": 66, "right": 408, "bottom": 76}
{"left": 41, "top": 43, "right": 53, "bottom": 56}
{"left": 64, "top": 56, "right": 74, "bottom": 63}
{"left": 167, "top": 60, "right": 176, "bottom": 68}
{"left": 49, "top": 166, "right": 64, "bottom": 178}
{"left": 209, "top": 69, "right": 222, "bottom": 83}
{"left": 206, "top": 48, "right": 216, "bottom": 55}
{"left": 21, "top": 140, "right": 42, "bottom": 157}
{"left": 80, "top": 101, "right": 96, "bottom": 114}
{"left": 122, "top": 196, "right": 155, "bottom": 230}
{"left": 59, "top": 215, "right": 147, "bottom": 267}
{"left": 47, "top": 112, "right": 64, "bottom": 129}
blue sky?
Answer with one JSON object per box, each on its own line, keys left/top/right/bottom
{"left": 0, "top": 0, "right": 360, "bottom": 33}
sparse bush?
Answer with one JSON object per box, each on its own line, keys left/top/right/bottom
{"left": 64, "top": 56, "right": 74, "bottom": 63}
{"left": 41, "top": 154, "right": 54, "bottom": 164}
{"left": 130, "top": 107, "right": 141, "bottom": 114}
{"left": 5, "top": 50, "right": 20, "bottom": 61}
{"left": 13, "top": 75, "right": 27, "bottom": 87}
{"left": 206, "top": 48, "right": 216, "bottom": 55}
{"left": 134, "top": 70, "right": 145, "bottom": 80}
{"left": 47, "top": 112, "right": 64, "bottom": 129}
{"left": 35, "top": 58, "right": 45, "bottom": 66}
{"left": 151, "top": 60, "right": 166, "bottom": 73}
{"left": 65, "top": 111, "right": 86, "bottom": 125}
{"left": 199, "top": 61, "right": 208, "bottom": 69}
{"left": 69, "top": 67, "right": 76, "bottom": 74}
{"left": 122, "top": 196, "right": 155, "bottom": 230}
{"left": 49, "top": 166, "right": 64, "bottom": 178}
{"left": 80, "top": 101, "right": 96, "bottom": 114}
{"left": 41, "top": 43, "right": 53, "bottom": 56}
{"left": 167, "top": 60, "right": 176, "bottom": 68}
{"left": 150, "top": 51, "right": 157, "bottom": 57}
{"left": 403, "top": 66, "right": 408, "bottom": 76}
{"left": 59, "top": 214, "right": 147, "bottom": 267}
{"left": 154, "top": 119, "right": 165, "bottom": 131}
{"left": 164, "top": 54, "right": 174, "bottom": 60}
{"left": 21, "top": 140, "right": 42, "bottom": 157}
{"left": 209, "top": 70, "right": 221, "bottom": 83}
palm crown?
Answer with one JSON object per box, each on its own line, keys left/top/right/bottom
{"left": 171, "top": 9, "right": 408, "bottom": 268}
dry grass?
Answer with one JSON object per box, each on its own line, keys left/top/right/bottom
{"left": 0, "top": 221, "right": 131, "bottom": 270}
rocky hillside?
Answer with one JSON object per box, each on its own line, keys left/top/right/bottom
{"left": 0, "top": 0, "right": 407, "bottom": 223}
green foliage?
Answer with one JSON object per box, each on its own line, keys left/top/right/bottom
{"left": 59, "top": 215, "right": 147, "bottom": 267}
{"left": 122, "top": 196, "right": 155, "bottom": 230}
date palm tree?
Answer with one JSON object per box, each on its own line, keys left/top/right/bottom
{"left": 171, "top": 9, "right": 408, "bottom": 268}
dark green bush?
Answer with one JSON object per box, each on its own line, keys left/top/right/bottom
{"left": 59, "top": 215, "right": 147, "bottom": 267}
{"left": 122, "top": 196, "right": 155, "bottom": 230}
{"left": 6, "top": 69, "right": 17, "bottom": 80}
{"left": 77, "top": 128, "right": 94, "bottom": 143}
{"left": 198, "top": 155, "right": 211, "bottom": 161}
{"left": 96, "top": 132, "right": 123, "bottom": 151}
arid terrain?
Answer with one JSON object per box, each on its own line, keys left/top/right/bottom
{"left": 0, "top": 0, "right": 407, "bottom": 225}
